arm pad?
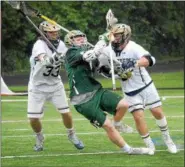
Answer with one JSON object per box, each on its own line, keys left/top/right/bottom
{"left": 143, "top": 55, "right": 156, "bottom": 66}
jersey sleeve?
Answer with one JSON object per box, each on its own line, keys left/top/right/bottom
{"left": 65, "top": 47, "right": 84, "bottom": 67}
{"left": 133, "top": 42, "right": 150, "bottom": 59}
{"left": 58, "top": 40, "right": 68, "bottom": 54}
{"left": 31, "top": 40, "right": 46, "bottom": 58}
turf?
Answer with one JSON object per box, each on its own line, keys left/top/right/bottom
{"left": 1, "top": 71, "right": 184, "bottom": 167}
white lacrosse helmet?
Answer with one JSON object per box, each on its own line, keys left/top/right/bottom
{"left": 64, "top": 30, "right": 87, "bottom": 48}
{"left": 39, "top": 21, "right": 60, "bottom": 41}
{"left": 110, "top": 23, "right": 131, "bottom": 47}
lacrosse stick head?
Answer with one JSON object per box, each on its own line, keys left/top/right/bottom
{"left": 110, "top": 23, "right": 131, "bottom": 51}
{"left": 5, "top": 1, "right": 21, "bottom": 10}
{"left": 64, "top": 30, "right": 88, "bottom": 48}
{"left": 106, "top": 9, "right": 118, "bottom": 30}
{"left": 5, "top": 1, "right": 39, "bottom": 17}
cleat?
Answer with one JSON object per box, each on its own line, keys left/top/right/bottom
{"left": 68, "top": 134, "right": 84, "bottom": 150}
{"left": 146, "top": 140, "right": 156, "bottom": 154}
{"left": 34, "top": 144, "right": 43, "bottom": 151}
{"left": 128, "top": 147, "right": 153, "bottom": 155}
{"left": 114, "top": 123, "right": 134, "bottom": 133}
{"left": 34, "top": 133, "right": 44, "bottom": 152}
{"left": 162, "top": 134, "right": 177, "bottom": 153}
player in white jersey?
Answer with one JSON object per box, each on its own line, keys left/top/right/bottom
{"left": 27, "top": 21, "right": 84, "bottom": 151}
{"left": 95, "top": 23, "right": 177, "bottom": 154}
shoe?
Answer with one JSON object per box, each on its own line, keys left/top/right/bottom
{"left": 146, "top": 140, "right": 156, "bottom": 155}
{"left": 114, "top": 123, "right": 134, "bottom": 133}
{"left": 162, "top": 134, "right": 177, "bottom": 153}
{"left": 128, "top": 147, "right": 154, "bottom": 155}
{"left": 68, "top": 133, "right": 84, "bottom": 150}
{"left": 33, "top": 133, "right": 44, "bottom": 152}
{"left": 34, "top": 144, "right": 43, "bottom": 151}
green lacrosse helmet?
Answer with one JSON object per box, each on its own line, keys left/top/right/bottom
{"left": 64, "top": 30, "right": 87, "bottom": 48}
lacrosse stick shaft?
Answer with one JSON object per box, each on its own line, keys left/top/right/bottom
{"left": 108, "top": 43, "right": 116, "bottom": 91}
{"left": 39, "top": 14, "right": 94, "bottom": 47}
{"left": 5, "top": 1, "right": 60, "bottom": 54}
{"left": 24, "top": 15, "right": 60, "bottom": 54}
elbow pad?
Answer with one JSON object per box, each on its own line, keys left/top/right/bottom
{"left": 144, "top": 55, "right": 156, "bottom": 66}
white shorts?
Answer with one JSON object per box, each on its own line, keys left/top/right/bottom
{"left": 123, "top": 83, "right": 162, "bottom": 113}
{"left": 27, "top": 86, "right": 69, "bottom": 118}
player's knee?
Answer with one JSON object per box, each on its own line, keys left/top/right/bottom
{"left": 150, "top": 106, "right": 164, "bottom": 119}
{"left": 132, "top": 110, "right": 145, "bottom": 122}
{"left": 102, "top": 118, "right": 114, "bottom": 131}
{"left": 117, "top": 99, "right": 129, "bottom": 110}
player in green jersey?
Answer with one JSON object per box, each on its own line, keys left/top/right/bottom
{"left": 63, "top": 30, "right": 153, "bottom": 155}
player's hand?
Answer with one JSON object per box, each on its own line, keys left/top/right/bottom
{"left": 94, "top": 40, "right": 107, "bottom": 56}
{"left": 121, "top": 58, "right": 137, "bottom": 72}
{"left": 83, "top": 50, "right": 97, "bottom": 62}
{"left": 52, "top": 52, "right": 64, "bottom": 63}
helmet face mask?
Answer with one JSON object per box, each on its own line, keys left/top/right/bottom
{"left": 39, "top": 21, "right": 61, "bottom": 41}
{"left": 64, "top": 30, "right": 87, "bottom": 48}
{"left": 110, "top": 23, "right": 131, "bottom": 50}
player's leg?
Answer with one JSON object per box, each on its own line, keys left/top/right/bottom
{"left": 51, "top": 86, "right": 84, "bottom": 150}
{"left": 27, "top": 90, "right": 45, "bottom": 151}
{"left": 113, "top": 98, "right": 133, "bottom": 133}
{"left": 74, "top": 91, "right": 152, "bottom": 155}
{"left": 102, "top": 117, "right": 152, "bottom": 155}
{"left": 125, "top": 93, "right": 155, "bottom": 154}
{"left": 101, "top": 90, "right": 133, "bottom": 133}
{"left": 146, "top": 83, "right": 177, "bottom": 153}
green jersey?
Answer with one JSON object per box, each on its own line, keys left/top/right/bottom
{"left": 65, "top": 46, "right": 102, "bottom": 99}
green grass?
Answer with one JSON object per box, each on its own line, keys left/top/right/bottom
{"left": 8, "top": 71, "right": 184, "bottom": 92}
{"left": 1, "top": 71, "right": 184, "bottom": 167}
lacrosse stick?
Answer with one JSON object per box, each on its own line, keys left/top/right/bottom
{"left": 7, "top": 1, "right": 94, "bottom": 48}
{"left": 106, "top": 9, "right": 118, "bottom": 30}
{"left": 5, "top": 1, "right": 60, "bottom": 54}
{"left": 106, "top": 9, "right": 118, "bottom": 90}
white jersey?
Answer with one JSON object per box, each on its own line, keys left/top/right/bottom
{"left": 28, "top": 39, "right": 68, "bottom": 92}
{"left": 102, "top": 40, "right": 153, "bottom": 94}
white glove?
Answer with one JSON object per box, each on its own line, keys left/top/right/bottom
{"left": 82, "top": 49, "right": 97, "bottom": 62}
{"left": 94, "top": 40, "right": 107, "bottom": 56}
{"left": 52, "top": 52, "right": 64, "bottom": 64}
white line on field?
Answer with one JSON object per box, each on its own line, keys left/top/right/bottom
{"left": 2, "top": 115, "right": 184, "bottom": 123}
{"left": 2, "top": 129, "right": 184, "bottom": 138}
{"left": 1, "top": 149, "right": 184, "bottom": 159}
{"left": 1, "top": 95, "right": 184, "bottom": 102}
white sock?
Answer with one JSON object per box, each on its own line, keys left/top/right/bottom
{"left": 156, "top": 116, "right": 169, "bottom": 135}
{"left": 36, "top": 131, "right": 43, "bottom": 137}
{"left": 113, "top": 121, "right": 122, "bottom": 126}
{"left": 121, "top": 143, "right": 132, "bottom": 153}
{"left": 67, "top": 128, "right": 75, "bottom": 135}
{"left": 141, "top": 134, "right": 155, "bottom": 149}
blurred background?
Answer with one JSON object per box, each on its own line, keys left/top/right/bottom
{"left": 1, "top": 1, "right": 184, "bottom": 88}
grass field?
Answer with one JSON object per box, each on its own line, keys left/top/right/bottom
{"left": 1, "top": 71, "right": 184, "bottom": 167}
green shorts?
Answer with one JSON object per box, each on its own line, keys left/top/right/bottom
{"left": 74, "top": 88, "right": 122, "bottom": 127}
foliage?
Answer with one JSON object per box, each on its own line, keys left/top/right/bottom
{"left": 1, "top": 1, "right": 184, "bottom": 73}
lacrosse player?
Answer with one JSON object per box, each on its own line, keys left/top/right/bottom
{"left": 96, "top": 21, "right": 177, "bottom": 154}
{"left": 63, "top": 30, "right": 154, "bottom": 155}
{"left": 27, "top": 21, "right": 84, "bottom": 151}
